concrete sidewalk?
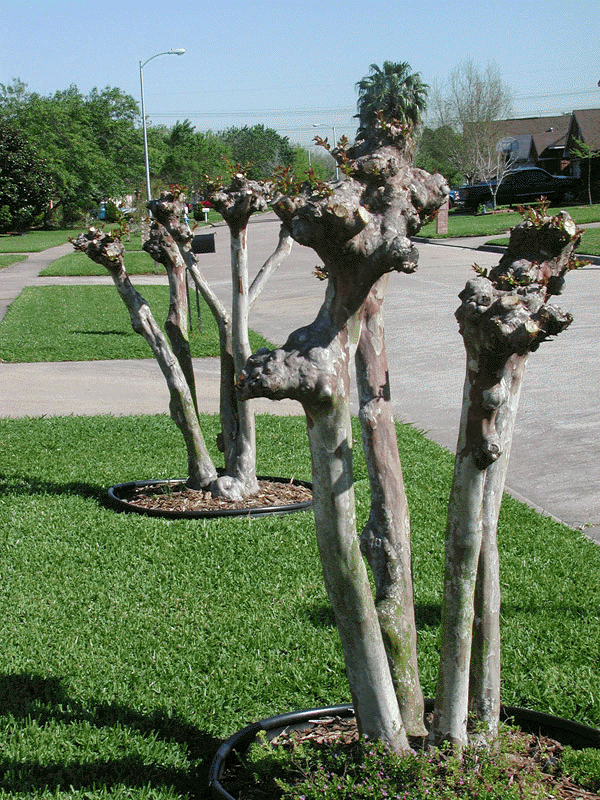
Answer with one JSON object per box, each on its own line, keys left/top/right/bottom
{"left": 1, "top": 215, "right": 598, "bottom": 537}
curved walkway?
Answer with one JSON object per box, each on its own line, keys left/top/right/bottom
{"left": 0, "top": 216, "right": 598, "bottom": 537}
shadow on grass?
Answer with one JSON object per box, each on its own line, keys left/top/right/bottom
{"left": 71, "top": 329, "right": 131, "bottom": 336}
{"left": 414, "top": 603, "right": 442, "bottom": 629}
{"left": 0, "top": 472, "right": 109, "bottom": 504}
{"left": 0, "top": 673, "right": 218, "bottom": 798}
{"left": 305, "top": 600, "right": 443, "bottom": 632}
{"left": 305, "top": 601, "right": 335, "bottom": 629}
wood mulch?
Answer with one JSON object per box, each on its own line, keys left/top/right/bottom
{"left": 221, "top": 716, "right": 600, "bottom": 800}
{"left": 113, "top": 478, "right": 312, "bottom": 514}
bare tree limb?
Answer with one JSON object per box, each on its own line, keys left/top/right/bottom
{"left": 72, "top": 229, "right": 217, "bottom": 490}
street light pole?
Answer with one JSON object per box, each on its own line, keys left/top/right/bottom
{"left": 139, "top": 48, "right": 185, "bottom": 204}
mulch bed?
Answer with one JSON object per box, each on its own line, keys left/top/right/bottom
{"left": 114, "top": 478, "right": 312, "bottom": 514}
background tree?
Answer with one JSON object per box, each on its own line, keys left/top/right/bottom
{"left": 161, "top": 120, "right": 231, "bottom": 188}
{"left": 430, "top": 58, "right": 513, "bottom": 184}
{"left": 355, "top": 61, "right": 428, "bottom": 139}
{"left": 218, "top": 124, "right": 294, "bottom": 180}
{"left": 0, "top": 80, "right": 143, "bottom": 225}
{"left": 76, "top": 181, "right": 293, "bottom": 501}
{"left": 291, "top": 144, "right": 335, "bottom": 182}
{"left": 0, "top": 120, "right": 54, "bottom": 231}
{"left": 415, "top": 125, "right": 464, "bottom": 187}
{"left": 572, "top": 137, "right": 600, "bottom": 205}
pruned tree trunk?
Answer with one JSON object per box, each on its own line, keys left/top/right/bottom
{"left": 223, "top": 209, "right": 258, "bottom": 498}
{"left": 356, "top": 274, "right": 426, "bottom": 737}
{"left": 144, "top": 195, "right": 197, "bottom": 413}
{"left": 239, "top": 122, "right": 448, "bottom": 748}
{"left": 240, "top": 283, "right": 409, "bottom": 752}
{"left": 185, "top": 221, "right": 293, "bottom": 480}
{"left": 188, "top": 173, "right": 278, "bottom": 500}
{"left": 72, "top": 229, "right": 217, "bottom": 490}
{"left": 434, "top": 210, "right": 582, "bottom": 748}
{"left": 469, "top": 353, "right": 526, "bottom": 737}
{"left": 434, "top": 377, "right": 487, "bottom": 749}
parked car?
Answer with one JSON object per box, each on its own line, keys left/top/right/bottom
{"left": 458, "top": 167, "right": 581, "bottom": 210}
{"left": 448, "top": 188, "right": 459, "bottom": 208}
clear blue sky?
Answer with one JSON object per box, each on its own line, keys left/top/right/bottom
{"left": 2, "top": 0, "right": 599, "bottom": 148}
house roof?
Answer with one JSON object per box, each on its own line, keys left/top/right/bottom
{"left": 495, "top": 109, "right": 600, "bottom": 158}
{"left": 567, "top": 109, "right": 600, "bottom": 152}
{"left": 498, "top": 115, "right": 570, "bottom": 137}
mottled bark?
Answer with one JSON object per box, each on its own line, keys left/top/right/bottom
{"left": 434, "top": 210, "right": 581, "bottom": 748}
{"left": 469, "top": 353, "right": 526, "bottom": 739}
{"left": 186, "top": 222, "right": 293, "bottom": 479}
{"left": 356, "top": 274, "right": 426, "bottom": 737}
{"left": 241, "top": 284, "right": 409, "bottom": 751}
{"left": 144, "top": 194, "right": 197, "bottom": 413}
{"left": 239, "top": 122, "right": 448, "bottom": 748}
{"left": 203, "top": 174, "right": 272, "bottom": 499}
{"left": 72, "top": 229, "right": 217, "bottom": 490}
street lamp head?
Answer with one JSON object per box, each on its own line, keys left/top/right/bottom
{"left": 168, "top": 49, "right": 186, "bottom": 56}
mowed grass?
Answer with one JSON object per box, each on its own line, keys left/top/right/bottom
{"left": 0, "top": 214, "right": 222, "bottom": 256}
{"left": 0, "top": 254, "right": 27, "bottom": 269}
{"left": 0, "top": 413, "right": 599, "bottom": 799}
{"left": 40, "top": 250, "right": 166, "bottom": 276}
{"left": 0, "top": 229, "right": 73, "bottom": 253}
{"left": 0, "top": 285, "right": 272, "bottom": 362}
{"left": 419, "top": 203, "right": 600, "bottom": 240}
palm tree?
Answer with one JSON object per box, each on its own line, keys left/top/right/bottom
{"left": 355, "top": 61, "right": 428, "bottom": 137}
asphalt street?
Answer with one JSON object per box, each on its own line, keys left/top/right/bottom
{"left": 0, "top": 213, "right": 598, "bottom": 537}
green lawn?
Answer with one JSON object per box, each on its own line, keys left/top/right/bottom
{"left": 0, "top": 285, "right": 272, "bottom": 362}
{"left": 420, "top": 203, "right": 600, "bottom": 239}
{"left": 0, "top": 229, "right": 74, "bottom": 253}
{"left": 0, "top": 254, "right": 27, "bottom": 269}
{"left": 40, "top": 250, "right": 166, "bottom": 277}
{"left": 0, "top": 413, "right": 598, "bottom": 799}
{"left": 0, "top": 214, "right": 222, "bottom": 256}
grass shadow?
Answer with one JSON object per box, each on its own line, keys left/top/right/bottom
{"left": 414, "top": 603, "right": 442, "bottom": 629}
{"left": 0, "top": 673, "right": 219, "bottom": 798}
{"left": 70, "top": 329, "right": 131, "bottom": 336}
{"left": 304, "top": 601, "right": 336, "bottom": 629}
{"left": 0, "top": 472, "right": 108, "bottom": 503}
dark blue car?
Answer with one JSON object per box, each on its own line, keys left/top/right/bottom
{"left": 458, "top": 167, "right": 580, "bottom": 210}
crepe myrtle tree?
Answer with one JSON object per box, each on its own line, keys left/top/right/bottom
{"left": 434, "top": 206, "right": 583, "bottom": 748}
{"left": 73, "top": 222, "right": 217, "bottom": 491}
{"left": 187, "top": 171, "right": 293, "bottom": 499}
{"left": 73, "top": 180, "right": 292, "bottom": 500}
{"left": 239, "top": 116, "right": 449, "bottom": 749}
{"left": 239, "top": 108, "right": 583, "bottom": 750}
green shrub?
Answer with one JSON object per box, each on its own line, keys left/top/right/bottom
{"left": 561, "top": 746, "right": 600, "bottom": 791}
{"left": 105, "top": 200, "right": 122, "bottom": 223}
{"left": 234, "top": 725, "right": 546, "bottom": 800}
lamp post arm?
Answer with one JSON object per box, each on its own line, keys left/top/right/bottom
{"left": 139, "top": 49, "right": 185, "bottom": 204}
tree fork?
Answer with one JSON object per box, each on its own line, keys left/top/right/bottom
{"left": 240, "top": 120, "right": 448, "bottom": 746}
